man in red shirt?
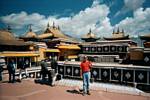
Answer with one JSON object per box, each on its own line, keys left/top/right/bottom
{"left": 80, "top": 56, "right": 92, "bottom": 96}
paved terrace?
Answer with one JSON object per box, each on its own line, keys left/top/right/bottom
{"left": 1, "top": 71, "right": 150, "bottom": 100}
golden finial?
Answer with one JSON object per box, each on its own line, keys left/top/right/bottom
{"left": 29, "top": 24, "right": 32, "bottom": 32}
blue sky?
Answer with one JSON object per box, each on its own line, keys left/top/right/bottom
{"left": 0, "top": 0, "right": 150, "bottom": 37}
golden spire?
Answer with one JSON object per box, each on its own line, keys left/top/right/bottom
{"left": 122, "top": 29, "right": 124, "bottom": 33}
{"left": 89, "top": 28, "right": 92, "bottom": 34}
{"left": 113, "top": 29, "right": 115, "bottom": 34}
{"left": 47, "top": 22, "right": 50, "bottom": 28}
{"left": 29, "top": 24, "right": 32, "bottom": 32}
{"left": 117, "top": 27, "right": 120, "bottom": 33}
{"left": 53, "top": 21, "right": 55, "bottom": 28}
{"left": 7, "top": 25, "right": 11, "bottom": 31}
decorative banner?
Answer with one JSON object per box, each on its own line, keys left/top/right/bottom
{"left": 91, "top": 47, "right": 97, "bottom": 52}
{"left": 91, "top": 68, "right": 100, "bottom": 80}
{"left": 83, "top": 46, "right": 91, "bottom": 53}
{"left": 103, "top": 46, "right": 109, "bottom": 52}
{"left": 111, "top": 69, "right": 121, "bottom": 81}
{"left": 65, "top": 66, "right": 73, "bottom": 76}
{"left": 101, "top": 68, "right": 110, "bottom": 81}
{"left": 110, "top": 46, "right": 117, "bottom": 52}
{"left": 135, "top": 70, "right": 147, "bottom": 83}
{"left": 58, "top": 65, "right": 64, "bottom": 76}
{"left": 123, "top": 70, "right": 134, "bottom": 82}
{"left": 117, "top": 46, "right": 123, "bottom": 52}
{"left": 143, "top": 53, "right": 150, "bottom": 66}
{"left": 97, "top": 46, "right": 102, "bottom": 52}
{"left": 73, "top": 67, "right": 80, "bottom": 77}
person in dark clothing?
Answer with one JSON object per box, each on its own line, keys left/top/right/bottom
{"left": 18, "top": 58, "right": 28, "bottom": 82}
{"left": 40, "top": 59, "right": 54, "bottom": 86}
{"left": 0, "top": 65, "right": 3, "bottom": 81}
{"left": 51, "top": 57, "right": 58, "bottom": 73}
{"left": 7, "top": 59, "right": 16, "bottom": 83}
{"left": 0, "top": 57, "right": 5, "bottom": 81}
{"left": 50, "top": 57, "right": 58, "bottom": 85}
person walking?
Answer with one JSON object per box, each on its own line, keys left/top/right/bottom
{"left": 80, "top": 56, "right": 92, "bottom": 96}
{"left": 7, "top": 58, "right": 16, "bottom": 83}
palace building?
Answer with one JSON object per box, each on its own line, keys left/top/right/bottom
{"left": 0, "top": 28, "right": 39, "bottom": 68}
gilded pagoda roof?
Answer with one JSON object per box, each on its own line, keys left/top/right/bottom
{"left": 40, "top": 22, "right": 78, "bottom": 43}
{"left": 24, "top": 25, "right": 37, "bottom": 38}
{"left": 0, "top": 29, "right": 29, "bottom": 46}
{"left": 82, "top": 29, "right": 98, "bottom": 39}
{"left": 81, "top": 29, "right": 100, "bottom": 42}
{"left": 0, "top": 30, "right": 15, "bottom": 41}
{"left": 38, "top": 33, "right": 53, "bottom": 39}
{"left": 104, "top": 28, "right": 129, "bottom": 40}
{"left": 25, "top": 31, "right": 37, "bottom": 38}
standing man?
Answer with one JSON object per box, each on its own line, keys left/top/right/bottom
{"left": 51, "top": 56, "right": 58, "bottom": 86}
{"left": 40, "top": 59, "right": 53, "bottom": 86}
{"left": 0, "top": 56, "right": 5, "bottom": 81}
{"left": 18, "top": 58, "right": 28, "bottom": 82}
{"left": 80, "top": 56, "right": 92, "bottom": 96}
{"left": 7, "top": 58, "right": 16, "bottom": 83}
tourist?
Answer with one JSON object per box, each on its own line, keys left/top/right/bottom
{"left": 18, "top": 58, "right": 29, "bottom": 82}
{"left": 0, "top": 65, "right": 3, "bottom": 81}
{"left": 0, "top": 57, "right": 5, "bottom": 81}
{"left": 50, "top": 56, "right": 58, "bottom": 85}
{"left": 80, "top": 56, "right": 92, "bottom": 96}
{"left": 40, "top": 59, "right": 53, "bottom": 86}
{"left": 7, "top": 58, "right": 16, "bottom": 83}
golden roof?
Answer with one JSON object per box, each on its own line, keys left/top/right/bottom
{"left": 0, "top": 51, "right": 39, "bottom": 57}
{"left": 112, "top": 28, "right": 125, "bottom": 38}
{"left": 38, "top": 33, "right": 53, "bottom": 39}
{"left": 0, "top": 30, "right": 28, "bottom": 46}
{"left": 49, "top": 28, "right": 69, "bottom": 39}
{"left": 24, "top": 25, "right": 37, "bottom": 38}
{"left": 0, "top": 30, "right": 15, "bottom": 41}
{"left": 104, "top": 28, "right": 129, "bottom": 40}
{"left": 82, "top": 29, "right": 97, "bottom": 39}
{"left": 57, "top": 44, "right": 80, "bottom": 50}
{"left": 25, "top": 31, "right": 37, "bottom": 38}
{"left": 40, "top": 23, "right": 78, "bottom": 42}
{"left": 44, "top": 49, "right": 60, "bottom": 52}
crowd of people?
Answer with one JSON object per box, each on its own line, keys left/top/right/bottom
{"left": 0, "top": 56, "right": 92, "bottom": 96}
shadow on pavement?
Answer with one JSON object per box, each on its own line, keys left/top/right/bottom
{"left": 34, "top": 78, "right": 52, "bottom": 86}
{"left": 66, "top": 89, "right": 82, "bottom": 95}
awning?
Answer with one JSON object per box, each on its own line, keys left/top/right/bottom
{"left": 44, "top": 49, "right": 60, "bottom": 53}
{"left": 68, "top": 55, "right": 78, "bottom": 59}
{"left": 58, "top": 45, "right": 80, "bottom": 50}
{"left": 0, "top": 51, "right": 39, "bottom": 57}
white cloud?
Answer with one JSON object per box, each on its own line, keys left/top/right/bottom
{"left": 0, "top": 0, "right": 149, "bottom": 39}
{"left": 0, "top": 0, "right": 113, "bottom": 37}
{"left": 115, "top": 7, "right": 150, "bottom": 37}
{"left": 115, "top": 0, "right": 145, "bottom": 17}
